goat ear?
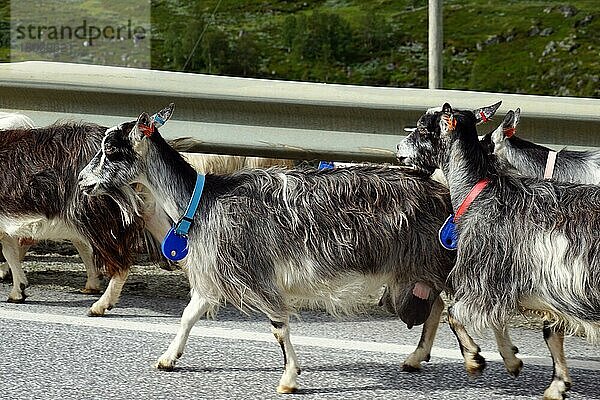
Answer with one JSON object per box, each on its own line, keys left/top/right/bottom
{"left": 491, "top": 110, "right": 515, "bottom": 144}
{"left": 152, "top": 103, "right": 175, "bottom": 128}
{"left": 502, "top": 109, "right": 518, "bottom": 138}
{"left": 439, "top": 106, "right": 456, "bottom": 136}
{"left": 441, "top": 103, "right": 453, "bottom": 115}
{"left": 473, "top": 101, "right": 501, "bottom": 125}
{"left": 133, "top": 112, "right": 154, "bottom": 140}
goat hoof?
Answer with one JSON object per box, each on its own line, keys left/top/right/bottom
{"left": 543, "top": 391, "right": 567, "bottom": 400}
{"left": 276, "top": 385, "right": 298, "bottom": 394}
{"left": 466, "top": 353, "right": 487, "bottom": 377}
{"left": 401, "top": 363, "right": 422, "bottom": 373}
{"left": 87, "top": 308, "right": 106, "bottom": 317}
{"left": 80, "top": 287, "right": 101, "bottom": 295}
{"left": 507, "top": 359, "right": 523, "bottom": 378}
{"left": 543, "top": 379, "right": 571, "bottom": 400}
{"left": 155, "top": 360, "right": 175, "bottom": 371}
{"left": 6, "top": 296, "right": 26, "bottom": 304}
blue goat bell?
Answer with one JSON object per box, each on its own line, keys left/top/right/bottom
{"left": 161, "top": 174, "right": 206, "bottom": 262}
{"left": 439, "top": 214, "right": 458, "bottom": 251}
{"left": 162, "top": 227, "right": 189, "bottom": 261}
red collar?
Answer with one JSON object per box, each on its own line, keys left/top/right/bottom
{"left": 455, "top": 178, "right": 490, "bottom": 220}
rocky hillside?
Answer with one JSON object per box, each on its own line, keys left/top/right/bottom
{"left": 1, "top": 1, "right": 598, "bottom": 97}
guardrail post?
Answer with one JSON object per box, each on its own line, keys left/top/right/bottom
{"left": 428, "top": 0, "right": 443, "bottom": 89}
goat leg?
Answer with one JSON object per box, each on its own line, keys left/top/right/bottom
{"left": 270, "top": 318, "right": 301, "bottom": 394}
{"left": 72, "top": 240, "right": 102, "bottom": 294}
{"left": 542, "top": 322, "right": 572, "bottom": 400}
{"left": 88, "top": 270, "right": 129, "bottom": 316}
{"left": 1, "top": 237, "right": 29, "bottom": 303}
{"left": 447, "top": 306, "right": 487, "bottom": 376}
{"left": 156, "top": 289, "right": 209, "bottom": 370}
{"left": 402, "top": 295, "right": 444, "bottom": 371}
{"left": 494, "top": 326, "right": 523, "bottom": 378}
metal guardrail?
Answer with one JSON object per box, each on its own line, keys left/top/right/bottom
{"left": 1, "top": 61, "right": 599, "bottom": 162}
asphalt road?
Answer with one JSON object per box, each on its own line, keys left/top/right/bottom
{"left": 0, "top": 255, "right": 598, "bottom": 400}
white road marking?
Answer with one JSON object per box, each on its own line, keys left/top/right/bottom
{"left": 0, "top": 308, "right": 599, "bottom": 371}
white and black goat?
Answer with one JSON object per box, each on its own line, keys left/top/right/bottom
{"left": 481, "top": 108, "right": 600, "bottom": 184}
{"left": 178, "top": 139, "right": 437, "bottom": 329}
{"left": 0, "top": 121, "right": 150, "bottom": 315}
{"left": 0, "top": 112, "right": 106, "bottom": 291}
{"left": 78, "top": 110, "right": 459, "bottom": 393}
{"left": 397, "top": 102, "right": 600, "bottom": 400}
{"left": 0, "top": 112, "right": 300, "bottom": 313}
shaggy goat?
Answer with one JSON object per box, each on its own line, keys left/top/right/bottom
{"left": 396, "top": 102, "right": 600, "bottom": 400}
{"left": 78, "top": 110, "right": 459, "bottom": 393}
{"left": 0, "top": 112, "right": 104, "bottom": 291}
{"left": 0, "top": 121, "right": 148, "bottom": 314}
{"left": 0, "top": 115, "right": 298, "bottom": 311}
{"left": 481, "top": 108, "right": 600, "bottom": 184}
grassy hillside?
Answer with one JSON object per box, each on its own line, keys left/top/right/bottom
{"left": 2, "top": 1, "right": 599, "bottom": 97}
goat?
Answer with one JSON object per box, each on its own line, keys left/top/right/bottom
{"left": 0, "top": 113, "right": 105, "bottom": 292}
{"left": 396, "top": 102, "right": 600, "bottom": 400}
{"left": 166, "top": 140, "right": 438, "bottom": 330}
{"left": 0, "top": 121, "right": 149, "bottom": 315}
{"left": 479, "top": 108, "right": 600, "bottom": 399}
{"left": 481, "top": 108, "right": 600, "bottom": 184}
{"left": 78, "top": 109, "right": 459, "bottom": 393}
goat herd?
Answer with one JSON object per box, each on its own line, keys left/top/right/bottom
{"left": 0, "top": 101, "right": 598, "bottom": 399}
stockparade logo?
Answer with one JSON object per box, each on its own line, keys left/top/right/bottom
{"left": 11, "top": 1, "right": 151, "bottom": 68}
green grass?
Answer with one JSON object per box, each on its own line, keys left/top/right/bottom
{"left": 149, "top": 0, "right": 599, "bottom": 97}
{"left": 1, "top": 0, "right": 598, "bottom": 97}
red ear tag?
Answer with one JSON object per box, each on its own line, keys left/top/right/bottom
{"left": 139, "top": 124, "right": 154, "bottom": 138}
{"left": 442, "top": 115, "right": 457, "bottom": 131}
{"left": 503, "top": 127, "right": 516, "bottom": 138}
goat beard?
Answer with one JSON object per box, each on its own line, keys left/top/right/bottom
{"left": 105, "top": 185, "right": 145, "bottom": 226}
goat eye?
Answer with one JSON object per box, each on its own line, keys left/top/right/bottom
{"left": 104, "top": 145, "right": 119, "bottom": 161}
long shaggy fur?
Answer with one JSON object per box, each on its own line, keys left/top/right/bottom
{"left": 0, "top": 123, "right": 144, "bottom": 290}
{"left": 398, "top": 105, "right": 600, "bottom": 343}
{"left": 191, "top": 166, "right": 453, "bottom": 318}
{"left": 78, "top": 115, "right": 458, "bottom": 391}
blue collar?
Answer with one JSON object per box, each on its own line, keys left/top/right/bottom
{"left": 175, "top": 174, "right": 205, "bottom": 236}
